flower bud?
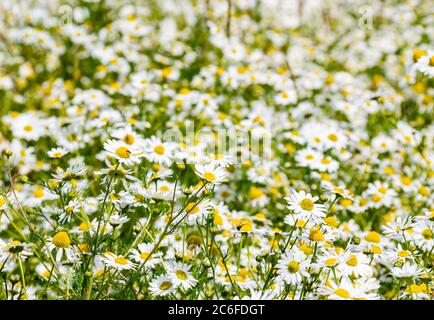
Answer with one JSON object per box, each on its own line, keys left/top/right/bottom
{"left": 3, "top": 149, "right": 13, "bottom": 158}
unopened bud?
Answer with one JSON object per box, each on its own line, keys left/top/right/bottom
{"left": 9, "top": 275, "right": 20, "bottom": 284}
{"left": 352, "top": 237, "right": 361, "bottom": 245}
{"left": 183, "top": 187, "right": 193, "bottom": 196}
{"left": 176, "top": 163, "right": 185, "bottom": 170}
{"left": 202, "top": 259, "right": 211, "bottom": 268}
{"left": 3, "top": 149, "right": 13, "bottom": 158}
{"left": 17, "top": 176, "right": 29, "bottom": 184}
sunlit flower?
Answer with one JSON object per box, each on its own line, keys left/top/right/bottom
{"left": 102, "top": 252, "right": 136, "bottom": 270}
{"left": 104, "top": 139, "right": 143, "bottom": 166}
{"left": 285, "top": 190, "right": 326, "bottom": 224}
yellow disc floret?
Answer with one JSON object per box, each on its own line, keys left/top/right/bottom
{"left": 52, "top": 231, "right": 71, "bottom": 248}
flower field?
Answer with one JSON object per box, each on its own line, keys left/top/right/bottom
{"left": 0, "top": 0, "right": 433, "bottom": 300}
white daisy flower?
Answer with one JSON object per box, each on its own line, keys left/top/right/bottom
{"left": 167, "top": 262, "right": 197, "bottom": 290}
{"left": 48, "top": 147, "right": 69, "bottom": 159}
{"left": 101, "top": 252, "right": 136, "bottom": 270}
{"left": 194, "top": 163, "right": 227, "bottom": 185}
{"left": 143, "top": 137, "right": 175, "bottom": 166}
{"left": 45, "top": 231, "right": 78, "bottom": 262}
{"left": 276, "top": 250, "right": 309, "bottom": 285}
{"left": 415, "top": 51, "right": 434, "bottom": 77}
{"left": 104, "top": 139, "right": 143, "bottom": 166}
{"left": 318, "top": 279, "right": 357, "bottom": 300}
{"left": 149, "top": 275, "right": 178, "bottom": 297}
{"left": 285, "top": 190, "right": 326, "bottom": 223}
{"left": 130, "top": 243, "right": 162, "bottom": 268}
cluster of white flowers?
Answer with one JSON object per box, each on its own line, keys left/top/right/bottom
{"left": 0, "top": 0, "right": 433, "bottom": 300}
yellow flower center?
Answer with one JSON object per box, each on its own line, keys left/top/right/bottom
{"left": 398, "top": 250, "right": 410, "bottom": 257}
{"left": 372, "top": 194, "right": 381, "bottom": 202}
{"left": 110, "top": 194, "right": 120, "bottom": 201}
{"left": 159, "top": 281, "right": 173, "bottom": 291}
{"left": 327, "top": 133, "right": 338, "bottom": 142}
{"left": 341, "top": 199, "right": 352, "bottom": 207}
{"left": 325, "top": 258, "right": 337, "bottom": 266}
{"left": 359, "top": 198, "right": 368, "bottom": 206}
{"left": 79, "top": 222, "right": 91, "bottom": 232}
{"left": 299, "top": 198, "right": 314, "bottom": 211}
{"left": 400, "top": 176, "right": 412, "bottom": 186}
{"left": 309, "top": 228, "right": 324, "bottom": 242}
{"left": 203, "top": 171, "right": 216, "bottom": 181}
{"left": 422, "top": 228, "right": 433, "bottom": 240}
{"left": 321, "top": 158, "right": 331, "bottom": 164}
{"left": 296, "top": 220, "right": 307, "bottom": 229}
{"left": 325, "top": 74, "right": 334, "bottom": 84}
{"left": 384, "top": 167, "right": 394, "bottom": 175}
{"left": 185, "top": 203, "right": 200, "bottom": 214}
{"left": 249, "top": 187, "right": 264, "bottom": 199}
{"left": 324, "top": 216, "right": 338, "bottom": 228}
{"left": 412, "top": 49, "right": 427, "bottom": 62}
{"left": 299, "top": 243, "right": 313, "bottom": 255}
{"left": 78, "top": 243, "right": 90, "bottom": 253}
{"left": 221, "top": 190, "right": 230, "bottom": 198}
{"left": 154, "top": 145, "right": 165, "bottom": 155}
{"left": 287, "top": 261, "right": 300, "bottom": 273}
{"left": 140, "top": 252, "right": 150, "bottom": 260}
{"left": 429, "top": 56, "right": 434, "bottom": 67}
{"left": 123, "top": 134, "right": 135, "bottom": 145}
{"left": 115, "top": 146, "right": 131, "bottom": 158}
{"left": 33, "top": 187, "right": 45, "bottom": 198}
{"left": 371, "top": 245, "right": 382, "bottom": 254}
{"left": 237, "top": 218, "right": 252, "bottom": 232}
{"left": 214, "top": 212, "right": 223, "bottom": 225}
{"left": 378, "top": 186, "right": 387, "bottom": 194}
{"left": 160, "top": 185, "right": 170, "bottom": 192}
{"left": 24, "top": 125, "right": 33, "bottom": 132}
{"left": 161, "top": 68, "right": 171, "bottom": 77}
{"left": 114, "top": 257, "right": 129, "bottom": 265}
{"left": 418, "top": 186, "right": 429, "bottom": 197}
{"left": 52, "top": 231, "right": 71, "bottom": 248}
{"left": 406, "top": 284, "right": 422, "bottom": 294}
{"left": 334, "top": 288, "right": 350, "bottom": 299}
{"left": 175, "top": 270, "right": 188, "bottom": 280}
{"left": 180, "top": 88, "right": 190, "bottom": 95}
{"left": 346, "top": 255, "right": 358, "bottom": 266}
{"left": 365, "top": 231, "right": 381, "bottom": 243}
